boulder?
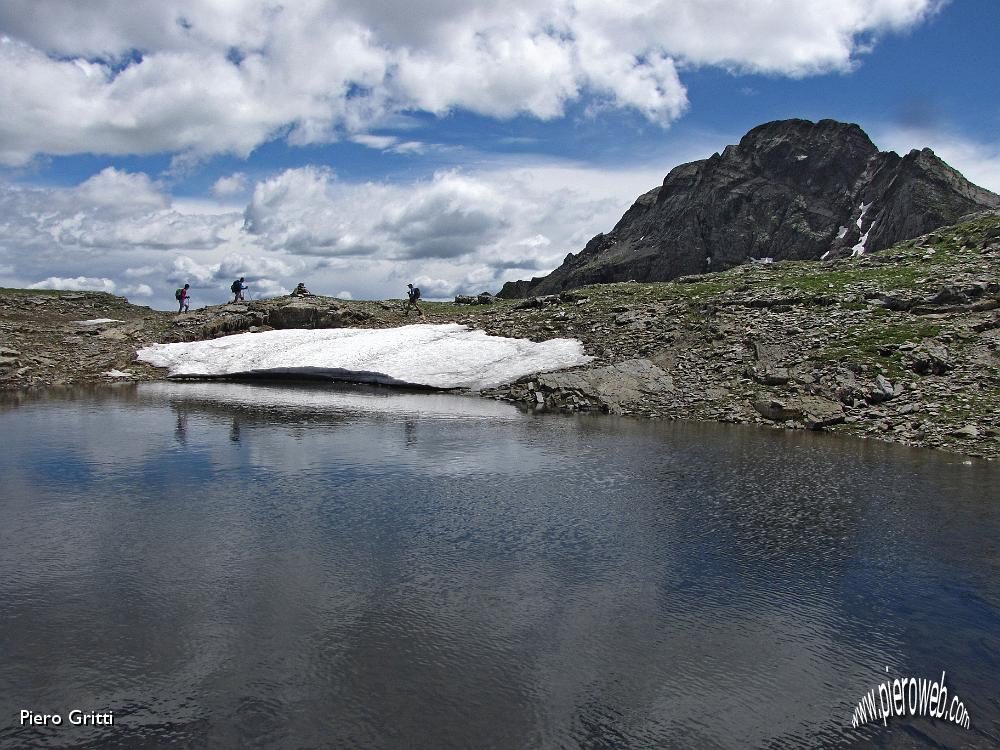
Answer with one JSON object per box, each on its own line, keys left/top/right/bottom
{"left": 454, "top": 293, "right": 496, "bottom": 305}
{"left": 909, "top": 342, "right": 952, "bottom": 375}
{"left": 752, "top": 395, "right": 845, "bottom": 430}
{"left": 515, "top": 295, "right": 561, "bottom": 310}
{"left": 532, "top": 358, "right": 675, "bottom": 414}
{"left": 266, "top": 300, "right": 372, "bottom": 329}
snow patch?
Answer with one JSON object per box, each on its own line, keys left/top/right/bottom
{"left": 795, "top": 154, "right": 808, "bottom": 161}
{"left": 820, "top": 250, "right": 831, "bottom": 260}
{"left": 855, "top": 202, "right": 872, "bottom": 229}
{"left": 851, "top": 219, "right": 877, "bottom": 257}
{"left": 851, "top": 203, "right": 876, "bottom": 257}
{"left": 137, "top": 324, "right": 592, "bottom": 390}
{"left": 75, "top": 318, "right": 121, "bottom": 325}
{"left": 836, "top": 225, "right": 848, "bottom": 239}
{"left": 102, "top": 369, "right": 134, "bottom": 378}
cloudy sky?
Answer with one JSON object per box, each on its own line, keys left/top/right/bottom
{"left": 1, "top": 0, "right": 998, "bottom": 307}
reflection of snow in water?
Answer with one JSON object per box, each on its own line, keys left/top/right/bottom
{"left": 138, "top": 323, "right": 591, "bottom": 390}
{"left": 140, "top": 380, "right": 522, "bottom": 421}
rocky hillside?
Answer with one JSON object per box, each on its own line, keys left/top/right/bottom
{"left": 499, "top": 119, "right": 1000, "bottom": 298}
{"left": 2, "top": 210, "right": 1000, "bottom": 459}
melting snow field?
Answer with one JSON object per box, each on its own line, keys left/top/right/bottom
{"left": 137, "top": 324, "right": 593, "bottom": 390}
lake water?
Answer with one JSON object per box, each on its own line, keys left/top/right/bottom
{"left": 1, "top": 382, "right": 998, "bottom": 749}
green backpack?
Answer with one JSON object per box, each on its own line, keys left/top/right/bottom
{"left": 175, "top": 288, "right": 184, "bottom": 301}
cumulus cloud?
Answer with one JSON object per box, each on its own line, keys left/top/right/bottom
{"left": 212, "top": 172, "right": 248, "bottom": 197}
{"left": 237, "top": 159, "right": 673, "bottom": 295}
{"left": 164, "top": 252, "right": 295, "bottom": 289}
{"left": 121, "top": 283, "right": 154, "bottom": 297}
{"left": 29, "top": 275, "right": 117, "bottom": 293}
{"left": 241, "top": 162, "right": 666, "bottom": 268}
{"left": 0, "top": 0, "right": 941, "bottom": 163}
{"left": 0, "top": 167, "right": 240, "bottom": 258}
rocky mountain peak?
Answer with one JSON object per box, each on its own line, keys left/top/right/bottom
{"left": 499, "top": 118, "right": 1000, "bottom": 298}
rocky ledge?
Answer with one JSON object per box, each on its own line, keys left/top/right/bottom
{"left": 3, "top": 212, "right": 1000, "bottom": 459}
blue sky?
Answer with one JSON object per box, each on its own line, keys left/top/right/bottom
{"left": 1, "top": 0, "right": 997, "bottom": 307}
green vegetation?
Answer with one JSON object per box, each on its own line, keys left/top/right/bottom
{"left": 812, "top": 320, "right": 943, "bottom": 375}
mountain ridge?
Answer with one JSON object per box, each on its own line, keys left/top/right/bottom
{"left": 498, "top": 118, "right": 1000, "bottom": 298}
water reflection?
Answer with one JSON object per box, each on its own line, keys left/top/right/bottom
{"left": 0, "top": 382, "right": 997, "bottom": 749}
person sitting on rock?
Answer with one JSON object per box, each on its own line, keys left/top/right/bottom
{"left": 291, "top": 282, "right": 312, "bottom": 297}
{"left": 404, "top": 283, "right": 424, "bottom": 318}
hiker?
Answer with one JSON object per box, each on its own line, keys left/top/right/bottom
{"left": 405, "top": 283, "right": 424, "bottom": 318}
{"left": 291, "top": 282, "right": 312, "bottom": 297}
{"left": 175, "top": 283, "right": 190, "bottom": 313}
{"left": 231, "top": 277, "right": 248, "bottom": 302}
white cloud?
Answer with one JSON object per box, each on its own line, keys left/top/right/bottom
{"left": 0, "top": 0, "right": 942, "bottom": 163}
{"left": 389, "top": 141, "right": 428, "bottom": 155}
{"left": 0, "top": 168, "right": 241, "bottom": 259}
{"left": 212, "top": 172, "right": 248, "bottom": 197}
{"left": 350, "top": 134, "right": 400, "bottom": 150}
{"left": 75, "top": 167, "right": 168, "bottom": 213}
{"left": 28, "top": 275, "right": 117, "bottom": 293}
{"left": 239, "top": 158, "right": 675, "bottom": 296}
{"left": 121, "top": 282, "right": 153, "bottom": 296}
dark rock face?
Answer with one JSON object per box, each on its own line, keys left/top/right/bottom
{"left": 499, "top": 119, "right": 1000, "bottom": 297}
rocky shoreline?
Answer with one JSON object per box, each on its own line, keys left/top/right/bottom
{"left": 3, "top": 212, "right": 1000, "bottom": 460}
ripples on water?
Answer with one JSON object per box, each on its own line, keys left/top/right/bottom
{"left": 0, "top": 382, "right": 998, "bottom": 749}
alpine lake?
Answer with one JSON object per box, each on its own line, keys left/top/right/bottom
{"left": 1, "top": 381, "right": 998, "bottom": 749}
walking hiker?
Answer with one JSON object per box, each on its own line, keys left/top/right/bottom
{"left": 405, "top": 283, "right": 424, "bottom": 318}
{"left": 231, "top": 277, "right": 248, "bottom": 302}
{"left": 175, "top": 283, "right": 190, "bottom": 313}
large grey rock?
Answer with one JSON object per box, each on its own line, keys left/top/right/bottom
{"left": 534, "top": 358, "right": 675, "bottom": 414}
{"left": 909, "top": 342, "right": 952, "bottom": 375}
{"left": 746, "top": 339, "right": 792, "bottom": 384}
{"left": 499, "top": 118, "right": 1000, "bottom": 297}
{"left": 266, "top": 299, "right": 372, "bottom": 329}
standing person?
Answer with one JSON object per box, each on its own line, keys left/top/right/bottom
{"left": 404, "top": 283, "right": 424, "bottom": 318}
{"left": 175, "top": 283, "right": 190, "bottom": 313}
{"left": 231, "top": 277, "right": 248, "bottom": 302}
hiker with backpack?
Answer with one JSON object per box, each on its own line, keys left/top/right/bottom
{"left": 231, "top": 277, "right": 248, "bottom": 303}
{"left": 405, "top": 283, "right": 424, "bottom": 318}
{"left": 175, "top": 283, "right": 190, "bottom": 313}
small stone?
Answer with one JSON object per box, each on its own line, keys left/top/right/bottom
{"left": 950, "top": 425, "right": 979, "bottom": 438}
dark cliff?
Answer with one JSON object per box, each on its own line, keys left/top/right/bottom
{"left": 499, "top": 118, "right": 1000, "bottom": 297}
